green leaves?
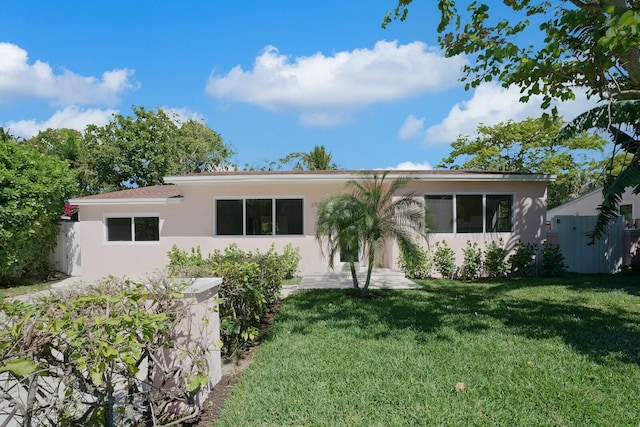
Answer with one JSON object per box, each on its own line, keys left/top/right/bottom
{"left": 0, "top": 133, "right": 77, "bottom": 280}
{"left": 0, "top": 358, "right": 37, "bottom": 376}
{"left": 438, "top": 116, "right": 608, "bottom": 208}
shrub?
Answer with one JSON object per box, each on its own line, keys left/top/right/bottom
{"left": 541, "top": 241, "right": 567, "bottom": 276}
{"left": 484, "top": 239, "right": 510, "bottom": 278}
{"left": 0, "top": 136, "right": 77, "bottom": 281}
{"left": 0, "top": 275, "right": 211, "bottom": 426}
{"left": 459, "top": 240, "right": 483, "bottom": 281}
{"left": 509, "top": 241, "right": 537, "bottom": 277}
{"left": 282, "top": 243, "right": 302, "bottom": 279}
{"left": 397, "top": 239, "right": 432, "bottom": 279}
{"left": 433, "top": 241, "right": 457, "bottom": 279}
{"left": 167, "top": 243, "right": 300, "bottom": 355}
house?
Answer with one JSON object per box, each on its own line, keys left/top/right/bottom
{"left": 69, "top": 170, "right": 553, "bottom": 282}
{"left": 547, "top": 187, "right": 640, "bottom": 229}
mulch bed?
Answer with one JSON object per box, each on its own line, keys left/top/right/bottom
{"left": 190, "top": 298, "right": 283, "bottom": 426}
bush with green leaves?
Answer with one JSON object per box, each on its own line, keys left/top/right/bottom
{"left": 541, "top": 241, "right": 567, "bottom": 277}
{"left": 0, "top": 133, "right": 77, "bottom": 281}
{"left": 509, "top": 241, "right": 538, "bottom": 277}
{"left": 459, "top": 240, "right": 483, "bottom": 281}
{"left": 484, "top": 239, "right": 510, "bottom": 278}
{"left": 167, "top": 243, "right": 300, "bottom": 355}
{"left": 282, "top": 243, "right": 302, "bottom": 279}
{"left": 433, "top": 240, "right": 457, "bottom": 279}
{"left": 397, "top": 239, "right": 432, "bottom": 279}
{"left": 0, "top": 275, "right": 214, "bottom": 426}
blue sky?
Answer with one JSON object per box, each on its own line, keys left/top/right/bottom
{"left": 0, "top": 1, "right": 595, "bottom": 170}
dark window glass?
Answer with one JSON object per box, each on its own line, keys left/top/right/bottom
{"left": 276, "top": 199, "right": 303, "bottom": 235}
{"left": 486, "top": 195, "right": 513, "bottom": 232}
{"left": 620, "top": 204, "right": 633, "bottom": 222}
{"left": 456, "top": 195, "right": 483, "bottom": 233}
{"left": 134, "top": 217, "right": 159, "bottom": 241}
{"left": 246, "top": 199, "right": 272, "bottom": 235}
{"left": 107, "top": 217, "right": 132, "bottom": 241}
{"left": 216, "top": 200, "right": 243, "bottom": 235}
{"left": 425, "top": 195, "right": 453, "bottom": 233}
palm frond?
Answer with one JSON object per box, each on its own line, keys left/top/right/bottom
{"left": 588, "top": 156, "right": 640, "bottom": 243}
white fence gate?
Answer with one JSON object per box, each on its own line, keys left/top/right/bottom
{"left": 548, "top": 215, "right": 624, "bottom": 274}
{"left": 49, "top": 222, "right": 81, "bottom": 276}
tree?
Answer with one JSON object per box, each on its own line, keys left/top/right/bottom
{"left": 171, "top": 119, "right": 235, "bottom": 174}
{"left": 27, "top": 128, "right": 95, "bottom": 195}
{"left": 315, "top": 172, "right": 425, "bottom": 296}
{"left": 252, "top": 145, "right": 340, "bottom": 171}
{"left": 296, "top": 145, "right": 339, "bottom": 170}
{"left": 438, "top": 116, "right": 608, "bottom": 208}
{"left": 83, "top": 106, "right": 235, "bottom": 193}
{"left": 384, "top": 0, "right": 640, "bottom": 238}
{"left": 0, "top": 129, "right": 77, "bottom": 281}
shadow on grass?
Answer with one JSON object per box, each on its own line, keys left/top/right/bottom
{"left": 273, "top": 276, "right": 640, "bottom": 366}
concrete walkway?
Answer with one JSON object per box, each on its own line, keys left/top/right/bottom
{"left": 15, "top": 269, "right": 419, "bottom": 300}
{"left": 282, "top": 268, "right": 420, "bottom": 297}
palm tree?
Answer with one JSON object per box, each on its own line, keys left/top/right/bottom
{"left": 315, "top": 172, "right": 426, "bottom": 296}
{"left": 301, "top": 145, "right": 338, "bottom": 170}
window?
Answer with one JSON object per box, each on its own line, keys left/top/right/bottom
{"left": 216, "top": 200, "right": 243, "bottom": 235}
{"left": 276, "top": 199, "right": 303, "bottom": 235}
{"left": 620, "top": 204, "right": 633, "bottom": 223}
{"left": 215, "top": 198, "right": 304, "bottom": 236}
{"left": 246, "top": 199, "right": 272, "bottom": 235}
{"left": 106, "top": 216, "right": 159, "bottom": 242}
{"left": 456, "top": 195, "right": 483, "bottom": 233}
{"left": 486, "top": 195, "right": 513, "bottom": 232}
{"left": 425, "top": 195, "right": 453, "bottom": 233}
{"left": 425, "top": 194, "right": 513, "bottom": 233}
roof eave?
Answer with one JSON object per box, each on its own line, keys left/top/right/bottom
{"left": 69, "top": 197, "right": 184, "bottom": 206}
{"left": 164, "top": 172, "right": 556, "bottom": 184}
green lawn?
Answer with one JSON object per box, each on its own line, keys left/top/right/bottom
{"left": 0, "top": 280, "right": 50, "bottom": 299}
{"left": 214, "top": 275, "right": 640, "bottom": 426}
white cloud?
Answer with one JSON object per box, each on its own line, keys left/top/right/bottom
{"left": 206, "top": 41, "right": 466, "bottom": 125}
{"left": 0, "top": 42, "right": 136, "bottom": 106}
{"left": 160, "top": 106, "right": 207, "bottom": 124}
{"left": 423, "top": 82, "right": 599, "bottom": 145}
{"left": 398, "top": 114, "right": 425, "bottom": 140}
{"left": 4, "top": 106, "right": 117, "bottom": 138}
{"left": 388, "top": 160, "right": 433, "bottom": 170}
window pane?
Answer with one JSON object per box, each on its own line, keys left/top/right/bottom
{"left": 620, "top": 204, "right": 632, "bottom": 222}
{"left": 276, "top": 199, "right": 303, "bottom": 235}
{"left": 216, "top": 200, "right": 243, "bottom": 235}
{"left": 134, "top": 217, "right": 159, "bottom": 241}
{"left": 456, "top": 195, "right": 483, "bottom": 233}
{"left": 486, "top": 195, "right": 513, "bottom": 232}
{"left": 425, "top": 195, "right": 453, "bottom": 233}
{"left": 107, "top": 217, "right": 132, "bottom": 241}
{"left": 246, "top": 199, "right": 273, "bottom": 235}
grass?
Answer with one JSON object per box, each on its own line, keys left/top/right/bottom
{"left": 214, "top": 274, "right": 640, "bottom": 426}
{"left": 0, "top": 279, "right": 50, "bottom": 299}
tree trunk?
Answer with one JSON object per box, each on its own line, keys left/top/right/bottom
{"left": 349, "top": 262, "right": 360, "bottom": 292}
{"left": 362, "top": 262, "right": 374, "bottom": 297}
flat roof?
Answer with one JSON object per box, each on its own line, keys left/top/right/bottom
{"left": 69, "top": 170, "right": 555, "bottom": 205}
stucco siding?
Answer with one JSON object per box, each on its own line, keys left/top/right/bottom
{"left": 76, "top": 175, "right": 549, "bottom": 282}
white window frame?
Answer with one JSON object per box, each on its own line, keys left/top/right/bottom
{"left": 424, "top": 192, "right": 515, "bottom": 234}
{"left": 213, "top": 196, "right": 305, "bottom": 237}
{"left": 103, "top": 213, "right": 161, "bottom": 245}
